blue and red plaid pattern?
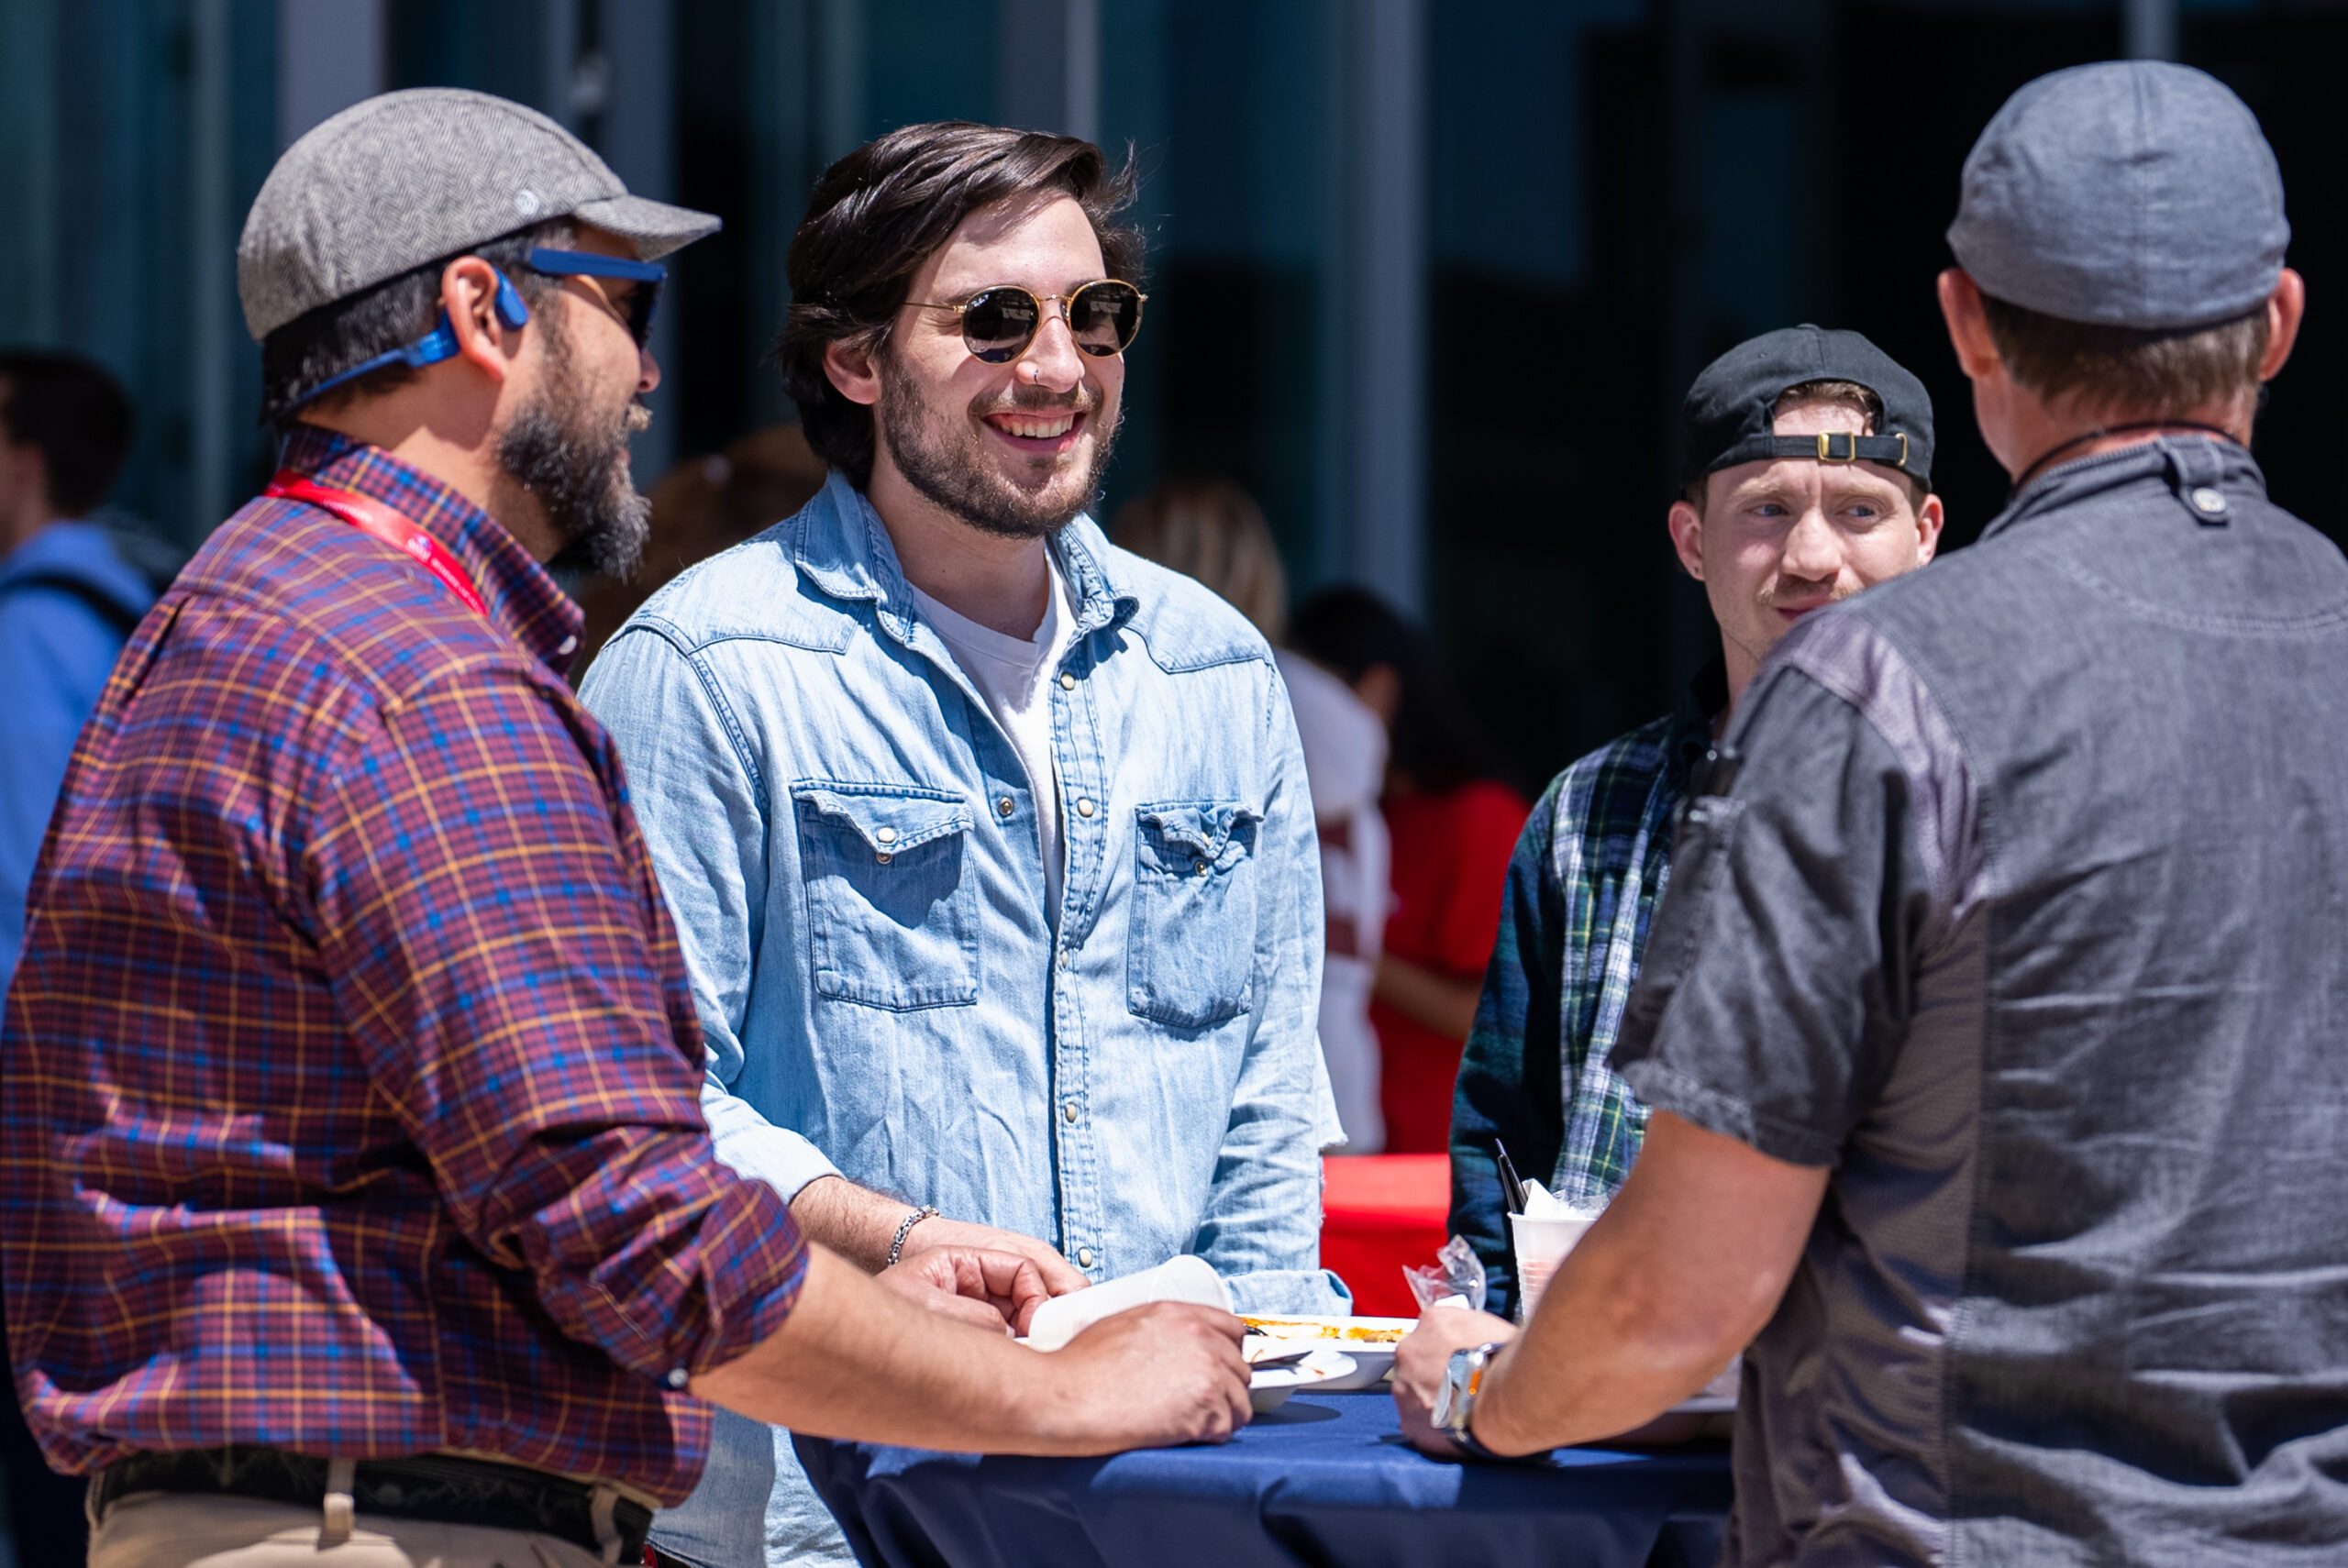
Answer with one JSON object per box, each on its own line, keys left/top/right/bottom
{"left": 0, "top": 428, "right": 807, "bottom": 1504}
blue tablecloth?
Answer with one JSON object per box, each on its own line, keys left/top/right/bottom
{"left": 797, "top": 1390, "right": 1733, "bottom": 1568}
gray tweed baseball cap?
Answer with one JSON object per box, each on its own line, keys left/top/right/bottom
{"left": 238, "top": 87, "right": 720, "bottom": 340}
{"left": 1947, "top": 61, "right": 2287, "bottom": 332}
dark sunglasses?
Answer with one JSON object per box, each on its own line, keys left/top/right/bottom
{"left": 523, "top": 247, "right": 666, "bottom": 346}
{"left": 902, "top": 280, "right": 1146, "bottom": 363}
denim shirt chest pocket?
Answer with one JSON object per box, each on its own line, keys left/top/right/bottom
{"left": 792, "top": 780, "right": 979, "bottom": 1010}
{"left": 1127, "top": 800, "right": 1264, "bottom": 1029}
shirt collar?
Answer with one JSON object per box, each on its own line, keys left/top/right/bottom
{"left": 1666, "top": 656, "right": 1729, "bottom": 789}
{"left": 277, "top": 425, "right": 585, "bottom": 672}
{"left": 1989, "top": 433, "right": 2267, "bottom": 543}
{"left": 792, "top": 468, "right": 1138, "bottom": 644}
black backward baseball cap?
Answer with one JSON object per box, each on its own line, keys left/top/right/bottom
{"left": 1678, "top": 325, "right": 1934, "bottom": 493}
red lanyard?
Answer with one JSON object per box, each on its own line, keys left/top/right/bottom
{"left": 263, "top": 469, "right": 489, "bottom": 619}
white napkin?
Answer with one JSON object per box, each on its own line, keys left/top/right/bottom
{"left": 1024, "top": 1254, "right": 1235, "bottom": 1352}
{"left": 1515, "top": 1176, "right": 1606, "bottom": 1222}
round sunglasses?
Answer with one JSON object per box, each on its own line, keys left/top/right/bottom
{"left": 902, "top": 280, "right": 1147, "bottom": 363}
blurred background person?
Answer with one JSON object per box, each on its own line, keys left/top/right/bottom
{"left": 0, "top": 350, "right": 160, "bottom": 999}
{"left": 1115, "top": 477, "right": 1390, "bottom": 1153}
{"left": 0, "top": 351, "right": 172, "bottom": 1564}
{"left": 1288, "top": 587, "right": 1529, "bottom": 1155}
{"left": 571, "top": 422, "right": 828, "bottom": 676}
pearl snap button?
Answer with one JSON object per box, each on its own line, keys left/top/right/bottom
{"left": 875, "top": 825, "right": 898, "bottom": 845}
{"left": 1075, "top": 798, "right": 1095, "bottom": 818}
{"left": 1077, "top": 1247, "right": 1096, "bottom": 1268}
{"left": 1059, "top": 672, "right": 1077, "bottom": 690}
{"left": 1063, "top": 1100, "right": 1080, "bottom": 1124}
{"left": 2192, "top": 487, "right": 2227, "bottom": 513}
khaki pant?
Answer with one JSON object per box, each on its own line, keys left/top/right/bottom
{"left": 88, "top": 1490, "right": 613, "bottom": 1568}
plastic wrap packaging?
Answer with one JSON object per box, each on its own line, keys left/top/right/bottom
{"left": 1401, "top": 1234, "right": 1488, "bottom": 1313}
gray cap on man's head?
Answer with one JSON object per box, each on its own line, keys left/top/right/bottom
{"left": 238, "top": 87, "right": 720, "bottom": 340}
{"left": 1947, "top": 61, "right": 2287, "bottom": 333}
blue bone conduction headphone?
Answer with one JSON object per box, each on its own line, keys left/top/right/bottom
{"left": 293, "top": 248, "right": 665, "bottom": 407}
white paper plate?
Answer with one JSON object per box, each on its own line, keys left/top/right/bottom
{"left": 1249, "top": 1350, "right": 1357, "bottom": 1411}
{"left": 1240, "top": 1316, "right": 1413, "bottom": 1391}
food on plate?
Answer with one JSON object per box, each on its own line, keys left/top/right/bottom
{"left": 1240, "top": 1316, "right": 1409, "bottom": 1343}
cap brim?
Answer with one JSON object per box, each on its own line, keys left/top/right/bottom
{"left": 572, "top": 193, "right": 722, "bottom": 259}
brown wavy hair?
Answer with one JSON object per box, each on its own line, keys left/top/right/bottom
{"left": 774, "top": 121, "right": 1145, "bottom": 488}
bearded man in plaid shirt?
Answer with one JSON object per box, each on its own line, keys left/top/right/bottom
{"left": 1449, "top": 326, "right": 1944, "bottom": 1316}
{"left": 0, "top": 91, "right": 1249, "bottom": 1568}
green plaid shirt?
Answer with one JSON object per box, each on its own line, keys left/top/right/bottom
{"left": 1448, "top": 663, "right": 1723, "bottom": 1316}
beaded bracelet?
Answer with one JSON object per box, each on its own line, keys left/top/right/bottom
{"left": 886, "top": 1205, "right": 942, "bottom": 1268}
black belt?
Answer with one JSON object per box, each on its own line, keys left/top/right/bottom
{"left": 94, "top": 1445, "right": 651, "bottom": 1557}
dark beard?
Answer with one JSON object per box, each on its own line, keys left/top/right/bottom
{"left": 875, "top": 357, "right": 1121, "bottom": 541}
{"left": 497, "top": 311, "right": 652, "bottom": 579}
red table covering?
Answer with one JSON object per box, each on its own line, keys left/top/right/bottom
{"left": 1320, "top": 1154, "right": 1450, "bottom": 1317}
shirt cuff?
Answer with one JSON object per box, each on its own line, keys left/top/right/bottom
{"left": 678, "top": 1174, "right": 811, "bottom": 1378}
{"left": 700, "top": 1077, "right": 843, "bottom": 1203}
{"left": 1619, "top": 1060, "right": 1844, "bottom": 1169}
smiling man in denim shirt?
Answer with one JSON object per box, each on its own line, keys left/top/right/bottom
{"left": 581, "top": 122, "right": 1345, "bottom": 1568}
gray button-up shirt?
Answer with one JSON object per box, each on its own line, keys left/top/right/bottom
{"left": 1618, "top": 437, "right": 2348, "bottom": 1565}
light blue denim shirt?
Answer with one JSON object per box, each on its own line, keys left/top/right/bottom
{"left": 581, "top": 471, "right": 1346, "bottom": 1566}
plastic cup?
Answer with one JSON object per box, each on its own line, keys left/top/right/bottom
{"left": 1023, "top": 1253, "right": 1234, "bottom": 1351}
{"left": 1509, "top": 1209, "right": 1599, "bottom": 1324}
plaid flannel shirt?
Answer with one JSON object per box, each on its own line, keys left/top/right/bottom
{"left": 1448, "top": 663, "right": 1722, "bottom": 1317}
{"left": 0, "top": 428, "right": 807, "bottom": 1504}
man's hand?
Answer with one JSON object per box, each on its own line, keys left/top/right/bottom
{"left": 879, "top": 1246, "right": 1054, "bottom": 1335}
{"left": 897, "top": 1215, "right": 1089, "bottom": 1298}
{"left": 1041, "top": 1303, "right": 1253, "bottom": 1452}
{"left": 696, "top": 1250, "right": 1242, "bottom": 1456}
{"left": 1392, "top": 1308, "right": 1517, "bottom": 1459}
{"left": 790, "top": 1177, "right": 1090, "bottom": 1303}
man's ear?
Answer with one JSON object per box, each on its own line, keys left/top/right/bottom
{"left": 1914, "top": 491, "right": 1946, "bottom": 566}
{"left": 442, "top": 256, "right": 523, "bottom": 385}
{"left": 1353, "top": 662, "right": 1402, "bottom": 725}
{"left": 2260, "top": 268, "right": 2306, "bottom": 383}
{"left": 824, "top": 337, "right": 883, "bottom": 408}
{"left": 0, "top": 437, "right": 46, "bottom": 515}
{"left": 1936, "top": 269, "right": 2001, "bottom": 381}
{"left": 1667, "top": 498, "right": 1706, "bottom": 582}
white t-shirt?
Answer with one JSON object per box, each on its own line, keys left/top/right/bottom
{"left": 908, "top": 557, "right": 1078, "bottom": 911}
{"left": 1277, "top": 650, "right": 1390, "bottom": 1154}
